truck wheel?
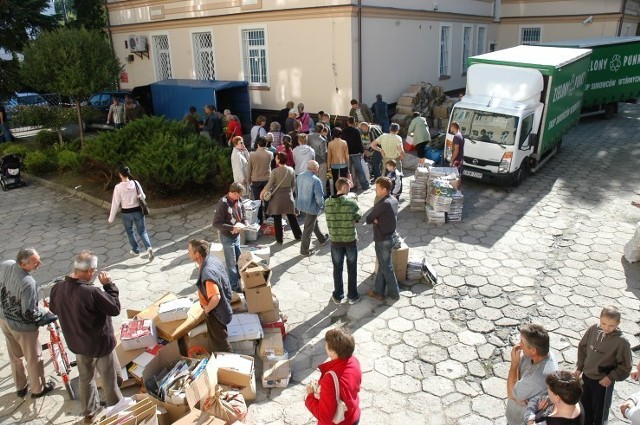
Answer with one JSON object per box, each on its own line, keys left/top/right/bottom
{"left": 604, "top": 103, "right": 616, "bottom": 119}
{"left": 513, "top": 162, "right": 528, "bottom": 187}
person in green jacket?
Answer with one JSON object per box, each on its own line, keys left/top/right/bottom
{"left": 407, "top": 112, "right": 431, "bottom": 166}
{"left": 325, "top": 177, "right": 362, "bottom": 305}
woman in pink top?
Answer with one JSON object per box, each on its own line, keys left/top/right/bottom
{"left": 107, "top": 166, "right": 154, "bottom": 261}
{"left": 275, "top": 135, "right": 295, "bottom": 168}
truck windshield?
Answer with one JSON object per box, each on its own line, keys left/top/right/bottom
{"left": 451, "top": 108, "right": 519, "bottom": 146}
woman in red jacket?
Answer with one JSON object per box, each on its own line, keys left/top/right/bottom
{"left": 226, "top": 115, "right": 242, "bottom": 144}
{"left": 305, "top": 328, "right": 361, "bottom": 425}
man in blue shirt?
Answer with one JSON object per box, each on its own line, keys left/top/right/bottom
{"left": 295, "top": 160, "right": 329, "bottom": 256}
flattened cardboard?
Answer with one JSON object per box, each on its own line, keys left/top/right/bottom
{"left": 184, "top": 354, "right": 218, "bottom": 410}
{"left": 244, "top": 284, "right": 274, "bottom": 313}
{"left": 98, "top": 394, "right": 157, "bottom": 425}
{"left": 136, "top": 293, "right": 206, "bottom": 342}
{"left": 257, "top": 328, "right": 284, "bottom": 357}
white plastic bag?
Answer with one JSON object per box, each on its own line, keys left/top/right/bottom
{"left": 624, "top": 222, "right": 640, "bottom": 263}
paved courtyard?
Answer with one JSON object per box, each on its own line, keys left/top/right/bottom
{"left": 0, "top": 104, "right": 639, "bottom": 424}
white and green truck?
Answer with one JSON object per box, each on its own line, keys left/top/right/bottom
{"left": 444, "top": 45, "right": 591, "bottom": 185}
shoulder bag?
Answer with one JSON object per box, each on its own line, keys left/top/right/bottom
{"left": 134, "top": 180, "right": 150, "bottom": 216}
{"left": 327, "top": 370, "right": 347, "bottom": 424}
{"left": 263, "top": 170, "right": 291, "bottom": 202}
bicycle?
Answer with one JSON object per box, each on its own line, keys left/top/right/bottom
{"left": 39, "top": 280, "right": 76, "bottom": 400}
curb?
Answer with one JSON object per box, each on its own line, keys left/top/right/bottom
{"left": 24, "top": 173, "right": 208, "bottom": 214}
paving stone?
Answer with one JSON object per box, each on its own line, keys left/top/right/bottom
{"left": 414, "top": 318, "right": 441, "bottom": 334}
{"left": 481, "top": 376, "right": 506, "bottom": 398}
{"left": 422, "top": 376, "right": 455, "bottom": 396}
{"left": 448, "top": 343, "right": 478, "bottom": 363}
{"left": 388, "top": 316, "right": 414, "bottom": 332}
{"left": 468, "top": 318, "right": 496, "bottom": 333}
{"left": 471, "top": 394, "right": 506, "bottom": 419}
{"left": 418, "top": 345, "right": 449, "bottom": 364}
{"left": 459, "top": 330, "right": 487, "bottom": 346}
{"left": 436, "top": 359, "right": 467, "bottom": 379}
{"left": 374, "top": 357, "right": 404, "bottom": 377}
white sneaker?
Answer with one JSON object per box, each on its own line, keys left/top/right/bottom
{"left": 129, "top": 250, "right": 139, "bottom": 256}
{"left": 148, "top": 248, "right": 155, "bottom": 262}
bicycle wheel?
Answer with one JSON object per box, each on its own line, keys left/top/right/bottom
{"left": 65, "top": 381, "right": 76, "bottom": 400}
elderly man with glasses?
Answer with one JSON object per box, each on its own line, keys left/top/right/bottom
{"left": 0, "top": 248, "right": 55, "bottom": 399}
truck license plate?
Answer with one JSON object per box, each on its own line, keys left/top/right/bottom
{"left": 463, "top": 170, "right": 482, "bottom": 179}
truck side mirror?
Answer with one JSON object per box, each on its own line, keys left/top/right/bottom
{"left": 521, "top": 133, "right": 536, "bottom": 149}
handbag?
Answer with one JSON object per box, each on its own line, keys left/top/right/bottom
{"left": 134, "top": 180, "right": 149, "bottom": 216}
{"left": 327, "top": 371, "right": 347, "bottom": 424}
{"left": 405, "top": 134, "right": 415, "bottom": 146}
{"left": 262, "top": 171, "right": 291, "bottom": 202}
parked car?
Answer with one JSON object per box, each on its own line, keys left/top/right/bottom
{"left": 3, "top": 92, "right": 48, "bottom": 121}
{"left": 86, "top": 90, "right": 132, "bottom": 129}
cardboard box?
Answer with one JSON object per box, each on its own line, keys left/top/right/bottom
{"left": 184, "top": 354, "right": 218, "bottom": 409}
{"left": 258, "top": 294, "right": 280, "bottom": 324}
{"left": 374, "top": 242, "right": 409, "bottom": 283}
{"left": 141, "top": 340, "right": 190, "bottom": 423}
{"left": 215, "top": 352, "right": 254, "bottom": 389}
{"left": 136, "top": 293, "right": 206, "bottom": 342}
{"left": 173, "top": 409, "right": 225, "bottom": 425}
{"left": 240, "top": 261, "right": 271, "bottom": 289}
{"left": 257, "top": 328, "right": 284, "bottom": 358}
{"left": 98, "top": 394, "right": 157, "bottom": 425}
{"left": 245, "top": 284, "right": 274, "bottom": 313}
{"left": 262, "top": 319, "right": 287, "bottom": 338}
{"left": 209, "top": 243, "right": 225, "bottom": 263}
{"left": 120, "top": 319, "right": 157, "bottom": 351}
{"left": 228, "top": 313, "right": 263, "bottom": 343}
{"left": 219, "top": 370, "right": 257, "bottom": 402}
{"left": 262, "top": 356, "right": 291, "bottom": 388}
{"left": 230, "top": 339, "right": 257, "bottom": 356}
{"left": 186, "top": 324, "right": 213, "bottom": 354}
{"left": 157, "top": 298, "right": 192, "bottom": 323}
{"left": 231, "top": 293, "right": 248, "bottom": 313}
{"left": 240, "top": 245, "right": 270, "bottom": 265}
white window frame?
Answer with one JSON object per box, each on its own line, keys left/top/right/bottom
{"left": 239, "top": 26, "right": 270, "bottom": 87}
{"left": 190, "top": 28, "right": 216, "bottom": 80}
{"left": 520, "top": 26, "right": 542, "bottom": 45}
{"left": 439, "top": 23, "right": 452, "bottom": 78}
{"left": 150, "top": 33, "right": 173, "bottom": 81}
{"left": 461, "top": 25, "right": 473, "bottom": 75}
{"left": 476, "top": 25, "right": 487, "bottom": 55}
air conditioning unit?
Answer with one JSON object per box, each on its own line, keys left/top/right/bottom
{"left": 128, "top": 35, "right": 147, "bottom": 53}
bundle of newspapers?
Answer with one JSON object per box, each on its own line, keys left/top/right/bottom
{"left": 425, "top": 167, "right": 463, "bottom": 223}
{"left": 145, "top": 357, "right": 209, "bottom": 406}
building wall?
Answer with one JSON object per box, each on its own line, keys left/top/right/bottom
{"left": 500, "top": 0, "right": 623, "bottom": 17}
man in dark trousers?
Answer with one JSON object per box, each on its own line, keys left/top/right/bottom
{"left": 188, "top": 239, "right": 233, "bottom": 353}
{"left": 49, "top": 251, "right": 122, "bottom": 424}
{"left": 342, "top": 116, "right": 370, "bottom": 191}
{"left": 365, "top": 177, "right": 400, "bottom": 301}
{"left": 202, "top": 105, "right": 223, "bottom": 144}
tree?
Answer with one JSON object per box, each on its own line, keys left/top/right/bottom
{"left": 0, "top": 0, "right": 58, "bottom": 97}
{"left": 20, "top": 28, "right": 122, "bottom": 146}
{"left": 54, "top": 0, "right": 107, "bottom": 31}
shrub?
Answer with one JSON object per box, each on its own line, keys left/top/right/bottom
{"left": 83, "top": 116, "right": 232, "bottom": 193}
{"left": 24, "top": 150, "right": 57, "bottom": 175}
{"left": 1, "top": 143, "right": 30, "bottom": 157}
{"left": 36, "top": 130, "right": 60, "bottom": 149}
{"left": 57, "top": 150, "right": 81, "bottom": 172}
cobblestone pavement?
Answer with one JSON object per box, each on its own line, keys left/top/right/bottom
{"left": 1, "top": 104, "right": 639, "bottom": 425}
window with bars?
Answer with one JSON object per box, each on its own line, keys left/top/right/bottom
{"left": 439, "top": 25, "right": 451, "bottom": 77}
{"left": 476, "top": 26, "right": 486, "bottom": 55}
{"left": 192, "top": 32, "right": 215, "bottom": 80}
{"left": 462, "top": 26, "right": 472, "bottom": 74}
{"left": 521, "top": 27, "right": 541, "bottom": 45}
{"left": 241, "top": 28, "right": 268, "bottom": 85}
{"left": 152, "top": 35, "right": 173, "bottom": 80}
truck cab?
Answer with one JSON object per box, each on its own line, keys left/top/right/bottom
{"left": 445, "top": 46, "right": 591, "bottom": 185}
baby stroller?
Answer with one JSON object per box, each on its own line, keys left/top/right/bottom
{"left": 0, "top": 153, "right": 27, "bottom": 191}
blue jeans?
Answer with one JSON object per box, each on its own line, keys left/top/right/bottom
{"left": 374, "top": 234, "right": 399, "bottom": 299}
{"left": 220, "top": 234, "right": 241, "bottom": 291}
{"left": 122, "top": 211, "right": 152, "bottom": 253}
{"left": 348, "top": 154, "right": 369, "bottom": 190}
{"left": 331, "top": 244, "right": 358, "bottom": 301}
{"left": 0, "top": 123, "right": 14, "bottom": 143}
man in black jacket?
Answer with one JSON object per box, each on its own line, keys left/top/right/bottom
{"left": 341, "top": 117, "right": 370, "bottom": 191}
{"left": 365, "top": 177, "right": 399, "bottom": 301}
{"left": 49, "top": 251, "right": 122, "bottom": 425}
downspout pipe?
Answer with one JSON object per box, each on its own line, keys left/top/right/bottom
{"left": 357, "top": 0, "right": 362, "bottom": 102}
{"left": 618, "top": 0, "right": 628, "bottom": 36}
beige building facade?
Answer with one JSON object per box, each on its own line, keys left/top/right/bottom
{"left": 105, "top": 0, "right": 639, "bottom": 115}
